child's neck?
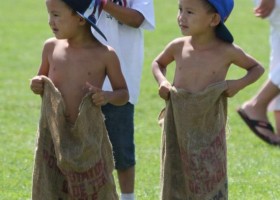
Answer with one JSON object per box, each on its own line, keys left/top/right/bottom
{"left": 67, "top": 33, "right": 99, "bottom": 48}
{"left": 190, "top": 35, "right": 219, "bottom": 51}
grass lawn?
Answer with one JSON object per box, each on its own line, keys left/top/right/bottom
{"left": 1, "top": 0, "right": 279, "bottom": 199}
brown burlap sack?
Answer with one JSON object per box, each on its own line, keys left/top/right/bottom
{"left": 159, "top": 82, "right": 228, "bottom": 200}
{"left": 32, "top": 76, "right": 118, "bottom": 200}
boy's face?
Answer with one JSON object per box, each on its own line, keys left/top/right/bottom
{"left": 177, "top": 0, "right": 217, "bottom": 37}
{"left": 46, "top": 0, "right": 81, "bottom": 39}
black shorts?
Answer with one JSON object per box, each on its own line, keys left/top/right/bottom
{"left": 101, "top": 103, "right": 135, "bottom": 170}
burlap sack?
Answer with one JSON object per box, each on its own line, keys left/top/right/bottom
{"left": 159, "top": 82, "right": 228, "bottom": 200}
{"left": 32, "top": 76, "right": 118, "bottom": 200}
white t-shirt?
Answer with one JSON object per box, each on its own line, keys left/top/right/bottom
{"left": 93, "top": 0, "right": 155, "bottom": 104}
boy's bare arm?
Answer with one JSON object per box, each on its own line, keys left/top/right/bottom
{"left": 103, "top": 1, "right": 144, "bottom": 28}
{"left": 30, "top": 39, "right": 53, "bottom": 95}
{"left": 37, "top": 39, "right": 54, "bottom": 76}
{"left": 101, "top": 47, "right": 129, "bottom": 106}
{"left": 225, "top": 45, "right": 264, "bottom": 97}
{"left": 152, "top": 59, "right": 168, "bottom": 87}
{"left": 152, "top": 41, "right": 176, "bottom": 85}
{"left": 152, "top": 43, "right": 175, "bottom": 100}
{"left": 152, "top": 59, "right": 171, "bottom": 100}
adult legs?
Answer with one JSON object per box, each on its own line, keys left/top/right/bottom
{"left": 240, "top": 80, "right": 280, "bottom": 142}
{"left": 274, "top": 111, "right": 280, "bottom": 134}
{"left": 240, "top": 15, "right": 280, "bottom": 143}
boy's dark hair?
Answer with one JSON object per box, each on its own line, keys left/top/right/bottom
{"left": 200, "top": 0, "right": 217, "bottom": 14}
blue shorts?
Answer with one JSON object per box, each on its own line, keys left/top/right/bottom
{"left": 101, "top": 103, "right": 135, "bottom": 170}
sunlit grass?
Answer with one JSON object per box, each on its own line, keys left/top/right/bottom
{"left": 1, "top": 0, "right": 279, "bottom": 199}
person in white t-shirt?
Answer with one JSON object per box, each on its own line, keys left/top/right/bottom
{"left": 238, "top": 0, "right": 280, "bottom": 145}
{"left": 93, "top": 1, "right": 155, "bottom": 199}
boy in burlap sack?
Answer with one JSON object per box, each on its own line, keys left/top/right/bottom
{"left": 152, "top": 0, "right": 264, "bottom": 199}
{"left": 30, "top": 0, "right": 129, "bottom": 199}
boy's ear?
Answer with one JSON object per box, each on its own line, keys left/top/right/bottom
{"left": 210, "top": 13, "right": 221, "bottom": 27}
{"left": 78, "top": 16, "right": 87, "bottom": 25}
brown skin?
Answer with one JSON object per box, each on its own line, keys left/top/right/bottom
{"left": 30, "top": 0, "right": 128, "bottom": 123}
{"left": 152, "top": 0, "right": 264, "bottom": 101}
{"left": 254, "top": 0, "right": 276, "bottom": 18}
{"left": 103, "top": 1, "right": 144, "bottom": 28}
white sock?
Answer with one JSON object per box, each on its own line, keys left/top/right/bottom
{"left": 120, "top": 193, "right": 135, "bottom": 200}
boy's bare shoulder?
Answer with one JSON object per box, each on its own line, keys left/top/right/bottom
{"left": 42, "top": 37, "right": 60, "bottom": 52}
{"left": 169, "top": 36, "right": 191, "bottom": 46}
{"left": 218, "top": 42, "right": 246, "bottom": 57}
{"left": 99, "top": 44, "right": 116, "bottom": 53}
{"left": 40, "top": 38, "right": 60, "bottom": 57}
{"left": 44, "top": 37, "right": 59, "bottom": 45}
{"left": 95, "top": 43, "right": 118, "bottom": 57}
{"left": 164, "top": 36, "right": 191, "bottom": 53}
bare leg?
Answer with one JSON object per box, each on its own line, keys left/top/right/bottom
{"left": 274, "top": 111, "right": 280, "bottom": 135}
{"left": 241, "top": 80, "right": 280, "bottom": 142}
{"left": 118, "top": 166, "right": 135, "bottom": 194}
{"left": 242, "top": 80, "right": 279, "bottom": 120}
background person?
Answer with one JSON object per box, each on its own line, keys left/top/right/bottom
{"left": 238, "top": 0, "right": 280, "bottom": 145}
{"left": 93, "top": 1, "right": 155, "bottom": 199}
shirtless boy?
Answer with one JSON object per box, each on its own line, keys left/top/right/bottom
{"left": 30, "top": 0, "right": 128, "bottom": 123}
{"left": 153, "top": 0, "right": 264, "bottom": 100}
{"left": 30, "top": 0, "right": 128, "bottom": 198}
{"left": 152, "top": 0, "right": 264, "bottom": 199}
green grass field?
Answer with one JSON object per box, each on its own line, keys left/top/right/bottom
{"left": 1, "top": 0, "right": 280, "bottom": 199}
